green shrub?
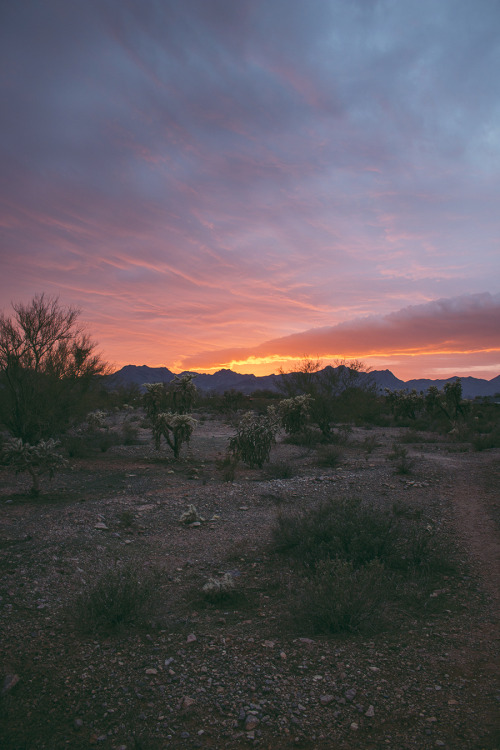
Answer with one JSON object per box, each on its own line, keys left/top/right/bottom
{"left": 387, "top": 443, "right": 415, "bottom": 474}
{"left": 291, "top": 558, "right": 390, "bottom": 634}
{"left": 273, "top": 497, "right": 397, "bottom": 570}
{"left": 72, "top": 564, "right": 158, "bottom": 634}
{"left": 217, "top": 454, "right": 238, "bottom": 482}
{"left": 315, "top": 445, "right": 343, "bottom": 469}
{"left": 284, "top": 428, "right": 321, "bottom": 448}
{"left": 121, "top": 420, "right": 141, "bottom": 445}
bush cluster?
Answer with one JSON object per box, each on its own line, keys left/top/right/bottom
{"left": 272, "top": 496, "right": 458, "bottom": 634}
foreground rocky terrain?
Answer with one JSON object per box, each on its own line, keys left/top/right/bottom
{"left": 1, "top": 414, "right": 499, "bottom": 749}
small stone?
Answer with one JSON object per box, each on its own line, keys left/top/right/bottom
{"left": 262, "top": 640, "right": 275, "bottom": 648}
{"left": 187, "top": 633, "right": 197, "bottom": 643}
{"left": 345, "top": 688, "right": 357, "bottom": 701}
{"left": 245, "top": 715, "right": 260, "bottom": 731}
{"left": 2, "top": 674, "right": 19, "bottom": 694}
{"left": 180, "top": 696, "right": 195, "bottom": 710}
{"left": 74, "top": 718, "right": 83, "bottom": 730}
{"left": 94, "top": 522, "right": 108, "bottom": 530}
{"left": 145, "top": 668, "right": 158, "bottom": 675}
{"left": 350, "top": 722, "right": 359, "bottom": 730}
{"left": 320, "top": 695, "right": 334, "bottom": 706}
{"left": 365, "top": 705, "right": 375, "bottom": 717}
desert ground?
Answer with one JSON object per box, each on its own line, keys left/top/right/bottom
{"left": 1, "top": 410, "right": 499, "bottom": 749}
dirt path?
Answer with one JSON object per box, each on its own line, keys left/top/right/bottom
{"left": 434, "top": 451, "right": 500, "bottom": 618}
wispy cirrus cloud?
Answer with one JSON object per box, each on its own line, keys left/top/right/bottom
{"left": 0, "top": 2, "right": 499, "bottom": 378}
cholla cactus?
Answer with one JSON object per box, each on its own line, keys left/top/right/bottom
{"left": 202, "top": 573, "right": 236, "bottom": 602}
{"left": 143, "top": 383, "right": 170, "bottom": 421}
{"left": 168, "top": 373, "right": 197, "bottom": 414}
{"left": 153, "top": 412, "right": 196, "bottom": 458}
{"left": 86, "top": 410, "right": 107, "bottom": 430}
{"left": 228, "top": 411, "right": 278, "bottom": 468}
{"left": 2, "top": 437, "right": 67, "bottom": 495}
{"left": 276, "top": 394, "right": 312, "bottom": 434}
{"left": 179, "top": 504, "right": 205, "bottom": 524}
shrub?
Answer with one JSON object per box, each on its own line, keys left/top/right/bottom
{"left": 283, "top": 428, "right": 320, "bottom": 448}
{"left": 217, "top": 454, "right": 239, "bottom": 482}
{"left": 72, "top": 564, "right": 158, "bottom": 634}
{"left": 228, "top": 411, "right": 278, "bottom": 468}
{"left": 387, "top": 443, "right": 415, "bottom": 474}
{"left": 86, "top": 410, "right": 107, "bottom": 430}
{"left": 1, "top": 437, "right": 67, "bottom": 494}
{"left": 360, "top": 434, "right": 380, "bottom": 456}
{"left": 263, "top": 461, "right": 296, "bottom": 479}
{"left": 121, "top": 420, "right": 141, "bottom": 445}
{"left": 291, "top": 558, "right": 390, "bottom": 634}
{"left": 315, "top": 445, "right": 343, "bottom": 468}
{"left": 273, "top": 497, "right": 397, "bottom": 570}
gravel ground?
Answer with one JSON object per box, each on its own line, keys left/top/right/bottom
{"left": 1, "top": 417, "right": 499, "bottom": 749}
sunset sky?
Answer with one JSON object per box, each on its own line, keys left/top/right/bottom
{"left": 1, "top": 0, "right": 499, "bottom": 380}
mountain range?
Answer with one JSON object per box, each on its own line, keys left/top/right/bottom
{"left": 107, "top": 365, "right": 500, "bottom": 399}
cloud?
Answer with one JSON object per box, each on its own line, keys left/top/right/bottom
{"left": 181, "top": 293, "right": 500, "bottom": 371}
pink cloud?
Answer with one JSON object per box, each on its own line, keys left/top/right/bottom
{"left": 180, "top": 293, "right": 500, "bottom": 376}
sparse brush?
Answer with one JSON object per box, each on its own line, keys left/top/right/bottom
{"left": 72, "top": 564, "right": 159, "bottom": 634}
{"left": 263, "top": 461, "right": 296, "bottom": 479}
{"left": 217, "top": 454, "right": 239, "bottom": 482}
{"left": 291, "top": 558, "right": 390, "bottom": 634}
{"left": 387, "top": 443, "right": 415, "bottom": 474}
{"left": 315, "top": 445, "right": 343, "bottom": 468}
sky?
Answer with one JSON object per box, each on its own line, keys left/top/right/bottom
{"left": 1, "top": 0, "right": 499, "bottom": 381}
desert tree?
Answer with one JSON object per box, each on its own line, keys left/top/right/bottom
{"left": 278, "top": 358, "right": 374, "bottom": 436}
{"left": 0, "top": 294, "right": 108, "bottom": 443}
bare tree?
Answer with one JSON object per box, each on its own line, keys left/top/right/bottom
{"left": 278, "top": 358, "right": 375, "bottom": 436}
{"left": 0, "top": 294, "right": 108, "bottom": 442}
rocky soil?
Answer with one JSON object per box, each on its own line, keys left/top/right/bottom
{"left": 1, "top": 415, "right": 499, "bottom": 749}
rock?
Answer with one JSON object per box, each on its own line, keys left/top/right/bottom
{"left": 145, "top": 668, "right": 158, "bottom": 675}
{"left": 74, "top": 718, "right": 83, "bottom": 730}
{"left": 365, "top": 705, "right": 375, "bottom": 717}
{"left": 263, "top": 640, "right": 275, "bottom": 648}
{"left": 345, "top": 688, "right": 357, "bottom": 701}
{"left": 179, "top": 696, "right": 196, "bottom": 710}
{"left": 187, "top": 633, "right": 197, "bottom": 643}
{"left": 94, "top": 522, "right": 108, "bottom": 530}
{"left": 320, "top": 695, "right": 335, "bottom": 706}
{"left": 350, "top": 722, "right": 359, "bottom": 730}
{"left": 245, "top": 715, "right": 260, "bottom": 731}
{"left": 2, "top": 674, "right": 19, "bottom": 694}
